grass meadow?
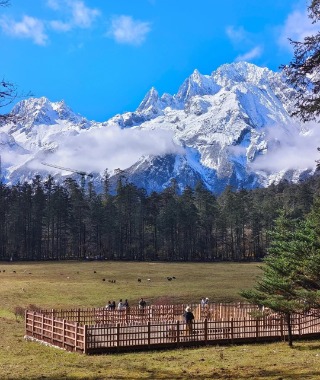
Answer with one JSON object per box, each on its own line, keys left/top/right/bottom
{"left": 1, "top": 261, "right": 320, "bottom": 379}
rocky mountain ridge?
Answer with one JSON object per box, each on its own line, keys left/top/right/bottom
{"left": 0, "top": 61, "right": 315, "bottom": 193}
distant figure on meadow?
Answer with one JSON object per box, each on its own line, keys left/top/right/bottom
{"left": 106, "top": 301, "right": 112, "bottom": 309}
{"left": 201, "top": 298, "right": 206, "bottom": 306}
{"left": 124, "top": 299, "right": 129, "bottom": 308}
{"left": 139, "top": 298, "right": 146, "bottom": 311}
{"left": 184, "top": 306, "right": 195, "bottom": 335}
{"left": 111, "top": 301, "right": 116, "bottom": 310}
{"left": 118, "top": 299, "right": 124, "bottom": 310}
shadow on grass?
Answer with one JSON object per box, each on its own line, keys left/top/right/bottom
{"left": 9, "top": 369, "right": 320, "bottom": 380}
{"left": 292, "top": 341, "right": 320, "bottom": 351}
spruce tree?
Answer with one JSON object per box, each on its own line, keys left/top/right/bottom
{"left": 241, "top": 211, "right": 307, "bottom": 346}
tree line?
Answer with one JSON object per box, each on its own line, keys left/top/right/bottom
{"left": 0, "top": 173, "right": 319, "bottom": 262}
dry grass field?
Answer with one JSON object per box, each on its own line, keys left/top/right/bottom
{"left": 1, "top": 261, "right": 320, "bottom": 379}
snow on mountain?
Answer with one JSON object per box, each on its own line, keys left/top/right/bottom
{"left": 0, "top": 61, "right": 317, "bottom": 193}
{"left": 6, "top": 97, "right": 91, "bottom": 152}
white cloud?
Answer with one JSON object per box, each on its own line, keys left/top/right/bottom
{"left": 249, "top": 122, "right": 320, "bottom": 172}
{"left": 69, "top": 0, "right": 100, "bottom": 28}
{"left": 50, "top": 19, "right": 72, "bottom": 32}
{"left": 48, "top": 0, "right": 100, "bottom": 32}
{"left": 226, "top": 25, "right": 248, "bottom": 44}
{"left": 235, "top": 46, "right": 263, "bottom": 62}
{"left": 226, "top": 26, "right": 263, "bottom": 63}
{"left": 108, "top": 15, "right": 151, "bottom": 46}
{"left": 0, "top": 15, "right": 48, "bottom": 45}
{"left": 46, "top": 0, "right": 61, "bottom": 10}
{"left": 278, "top": 9, "right": 318, "bottom": 50}
{"left": 48, "top": 126, "right": 184, "bottom": 173}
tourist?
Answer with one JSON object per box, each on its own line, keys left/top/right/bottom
{"left": 139, "top": 297, "right": 146, "bottom": 310}
{"left": 184, "top": 306, "right": 195, "bottom": 335}
{"left": 117, "top": 299, "right": 124, "bottom": 310}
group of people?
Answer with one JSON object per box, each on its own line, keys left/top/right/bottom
{"left": 104, "top": 298, "right": 201, "bottom": 335}
{"left": 105, "top": 299, "right": 129, "bottom": 310}
{"left": 201, "top": 297, "right": 209, "bottom": 306}
{"left": 105, "top": 298, "right": 148, "bottom": 311}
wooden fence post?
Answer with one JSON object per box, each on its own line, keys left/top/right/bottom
{"left": 231, "top": 318, "right": 234, "bottom": 343}
{"left": 243, "top": 317, "right": 246, "bottom": 338}
{"left": 83, "top": 325, "right": 88, "bottom": 354}
{"left": 32, "top": 311, "right": 35, "bottom": 337}
{"left": 204, "top": 319, "right": 208, "bottom": 344}
{"left": 298, "top": 314, "right": 301, "bottom": 338}
{"left": 116, "top": 323, "right": 120, "bottom": 349}
{"left": 51, "top": 316, "right": 54, "bottom": 345}
{"left": 176, "top": 320, "right": 180, "bottom": 347}
{"left": 75, "top": 322, "right": 78, "bottom": 351}
{"left": 25, "top": 310, "right": 28, "bottom": 336}
{"left": 147, "top": 321, "right": 151, "bottom": 347}
{"left": 41, "top": 314, "right": 44, "bottom": 340}
{"left": 280, "top": 316, "right": 284, "bottom": 341}
{"left": 256, "top": 318, "right": 259, "bottom": 341}
{"left": 63, "top": 319, "right": 66, "bottom": 349}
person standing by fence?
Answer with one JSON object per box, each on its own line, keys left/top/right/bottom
{"left": 184, "top": 306, "right": 194, "bottom": 335}
{"left": 118, "top": 299, "right": 124, "bottom": 310}
{"left": 139, "top": 298, "right": 146, "bottom": 315}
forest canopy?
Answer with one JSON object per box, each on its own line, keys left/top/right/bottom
{"left": 0, "top": 174, "right": 318, "bottom": 262}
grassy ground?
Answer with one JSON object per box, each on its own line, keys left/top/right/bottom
{"left": 1, "top": 261, "right": 320, "bottom": 379}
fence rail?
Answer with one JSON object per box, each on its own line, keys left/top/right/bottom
{"left": 39, "top": 302, "right": 258, "bottom": 326}
{"left": 25, "top": 304, "right": 320, "bottom": 354}
{"left": 25, "top": 311, "right": 85, "bottom": 352}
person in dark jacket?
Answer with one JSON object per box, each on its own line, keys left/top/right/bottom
{"left": 184, "top": 306, "right": 194, "bottom": 335}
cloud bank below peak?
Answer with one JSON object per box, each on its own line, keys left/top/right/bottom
{"left": 47, "top": 126, "right": 184, "bottom": 174}
{"left": 250, "top": 122, "right": 320, "bottom": 173}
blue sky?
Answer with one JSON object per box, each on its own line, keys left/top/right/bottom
{"left": 0, "top": 0, "right": 317, "bottom": 121}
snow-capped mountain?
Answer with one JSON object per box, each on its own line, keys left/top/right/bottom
{"left": 0, "top": 62, "right": 316, "bottom": 193}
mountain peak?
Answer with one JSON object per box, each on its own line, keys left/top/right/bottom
{"left": 136, "top": 86, "right": 163, "bottom": 117}
{"left": 213, "top": 61, "right": 274, "bottom": 86}
{"left": 137, "top": 87, "right": 159, "bottom": 110}
{"left": 175, "top": 68, "right": 220, "bottom": 102}
{"left": 11, "top": 96, "right": 86, "bottom": 128}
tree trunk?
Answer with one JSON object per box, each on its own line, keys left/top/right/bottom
{"left": 285, "top": 313, "right": 293, "bottom": 347}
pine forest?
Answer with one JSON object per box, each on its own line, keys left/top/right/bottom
{"left": 0, "top": 172, "right": 318, "bottom": 262}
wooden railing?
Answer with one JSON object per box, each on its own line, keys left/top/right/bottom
{"left": 39, "top": 302, "right": 258, "bottom": 326}
{"left": 25, "top": 311, "right": 85, "bottom": 353}
{"left": 25, "top": 305, "right": 320, "bottom": 354}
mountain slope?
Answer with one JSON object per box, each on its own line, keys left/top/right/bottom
{"left": 0, "top": 62, "right": 316, "bottom": 193}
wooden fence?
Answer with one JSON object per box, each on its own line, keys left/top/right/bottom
{"left": 25, "top": 304, "right": 320, "bottom": 355}
{"left": 25, "top": 311, "right": 85, "bottom": 353}
{"left": 38, "top": 302, "right": 257, "bottom": 326}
